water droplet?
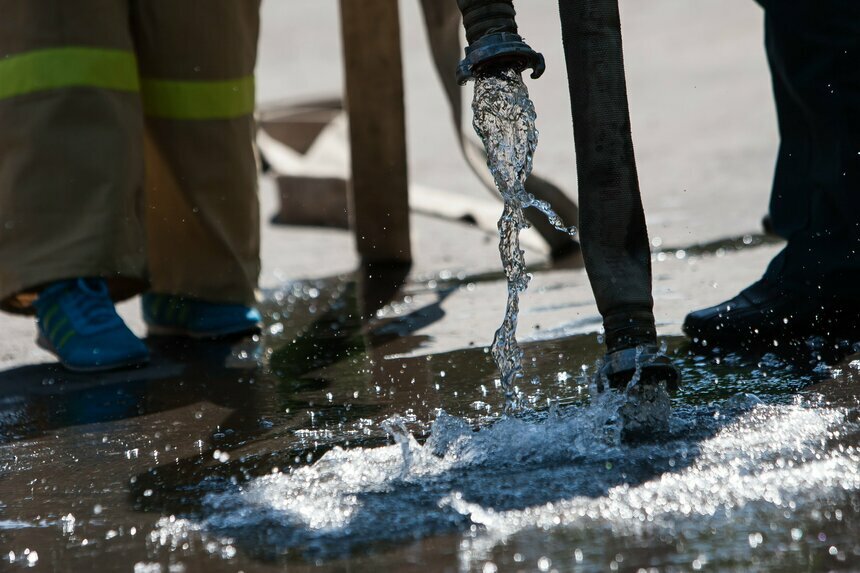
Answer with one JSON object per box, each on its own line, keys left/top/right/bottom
{"left": 748, "top": 532, "right": 763, "bottom": 548}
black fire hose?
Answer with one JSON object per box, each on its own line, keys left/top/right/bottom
{"left": 457, "top": 0, "right": 679, "bottom": 390}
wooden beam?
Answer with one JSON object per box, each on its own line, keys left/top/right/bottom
{"left": 339, "top": 0, "right": 412, "bottom": 265}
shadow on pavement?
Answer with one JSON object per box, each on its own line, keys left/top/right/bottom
{"left": 1, "top": 262, "right": 855, "bottom": 569}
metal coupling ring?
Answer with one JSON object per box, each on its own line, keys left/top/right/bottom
{"left": 597, "top": 345, "right": 681, "bottom": 392}
{"left": 457, "top": 32, "right": 546, "bottom": 85}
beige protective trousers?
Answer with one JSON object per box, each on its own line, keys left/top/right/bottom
{"left": 0, "top": 0, "right": 261, "bottom": 314}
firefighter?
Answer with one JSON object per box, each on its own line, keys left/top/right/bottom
{"left": 0, "top": 0, "right": 262, "bottom": 371}
{"left": 685, "top": 0, "right": 860, "bottom": 349}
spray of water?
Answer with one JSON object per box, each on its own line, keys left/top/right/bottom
{"left": 472, "top": 69, "right": 576, "bottom": 411}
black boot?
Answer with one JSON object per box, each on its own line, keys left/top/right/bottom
{"left": 695, "top": 3, "right": 860, "bottom": 353}
{"left": 683, "top": 278, "right": 859, "bottom": 351}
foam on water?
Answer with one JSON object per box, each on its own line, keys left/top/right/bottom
{"left": 150, "top": 394, "right": 860, "bottom": 566}
{"left": 448, "top": 405, "right": 853, "bottom": 533}
{"left": 450, "top": 402, "right": 860, "bottom": 569}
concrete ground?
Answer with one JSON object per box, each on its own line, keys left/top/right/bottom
{"left": 13, "top": 5, "right": 860, "bottom": 573}
{"left": 0, "top": 0, "right": 781, "bottom": 370}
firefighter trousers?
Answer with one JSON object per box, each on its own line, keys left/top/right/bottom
{"left": 0, "top": 0, "right": 261, "bottom": 313}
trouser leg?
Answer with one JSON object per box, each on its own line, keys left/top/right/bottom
{"left": 0, "top": 0, "right": 147, "bottom": 313}
{"left": 762, "top": 15, "right": 810, "bottom": 240}
{"left": 132, "top": 0, "right": 261, "bottom": 305}
{"left": 758, "top": 1, "right": 860, "bottom": 297}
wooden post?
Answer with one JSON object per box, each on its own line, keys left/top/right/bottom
{"left": 339, "top": 0, "right": 412, "bottom": 265}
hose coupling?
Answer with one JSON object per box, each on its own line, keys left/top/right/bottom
{"left": 457, "top": 32, "right": 546, "bottom": 85}
{"left": 456, "top": 0, "right": 544, "bottom": 84}
{"left": 596, "top": 345, "right": 680, "bottom": 393}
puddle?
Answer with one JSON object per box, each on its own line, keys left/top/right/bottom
{"left": 1, "top": 273, "right": 859, "bottom": 572}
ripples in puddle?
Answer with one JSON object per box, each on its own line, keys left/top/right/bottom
{"left": 147, "top": 328, "right": 860, "bottom": 570}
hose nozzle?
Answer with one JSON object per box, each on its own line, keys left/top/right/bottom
{"left": 456, "top": 0, "right": 545, "bottom": 84}
{"left": 597, "top": 345, "right": 680, "bottom": 393}
{"left": 457, "top": 32, "right": 546, "bottom": 85}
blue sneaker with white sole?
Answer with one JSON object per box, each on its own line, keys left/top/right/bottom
{"left": 34, "top": 278, "right": 150, "bottom": 372}
{"left": 142, "top": 293, "right": 261, "bottom": 339}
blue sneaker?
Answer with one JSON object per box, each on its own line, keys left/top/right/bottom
{"left": 34, "top": 278, "right": 150, "bottom": 372}
{"left": 142, "top": 293, "right": 262, "bottom": 339}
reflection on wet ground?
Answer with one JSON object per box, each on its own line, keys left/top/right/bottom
{"left": 1, "top": 267, "right": 859, "bottom": 572}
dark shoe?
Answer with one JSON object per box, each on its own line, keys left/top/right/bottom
{"left": 142, "top": 293, "right": 262, "bottom": 339}
{"left": 683, "top": 279, "right": 858, "bottom": 350}
{"left": 34, "top": 278, "right": 150, "bottom": 372}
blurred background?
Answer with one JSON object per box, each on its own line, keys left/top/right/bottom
{"left": 258, "top": 0, "right": 777, "bottom": 248}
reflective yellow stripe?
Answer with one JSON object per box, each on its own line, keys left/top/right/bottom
{"left": 141, "top": 76, "right": 255, "bottom": 120}
{"left": 42, "top": 304, "right": 60, "bottom": 332}
{"left": 49, "top": 316, "right": 69, "bottom": 342}
{"left": 0, "top": 47, "right": 139, "bottom": 100}
{"left": 56, "top": 330, "right": 76, "bottom": 351}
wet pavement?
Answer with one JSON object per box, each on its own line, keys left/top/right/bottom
{"left": 3, "top": 1, "right": 860, "bottom": 571}
{"left": 2, "top": 261, "right": 860, "bottom": 572}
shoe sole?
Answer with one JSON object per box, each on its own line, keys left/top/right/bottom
{"left": 37, "top": 335, "right": 150, "bottom": 374}
{"left": 145, "top": 323, "right": 262, "bottom": 340}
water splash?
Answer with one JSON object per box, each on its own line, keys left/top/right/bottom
{"left": 617, "top": 345, "right": 673, "bottom": 439}
{"left": 472, "top": 70, "right": 576, "bottom": 411}
{"left": 148, "top": 397, "right": 860, "bottom": 567}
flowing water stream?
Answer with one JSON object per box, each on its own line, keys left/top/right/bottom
{"left": 471, "top": 69, "right": 577, "bottom": 410}
{"left": 3, "top": 71, "right": 860, "bottom": 573}
{"left": 2, "top": 273, "right": 860, "bottom": 571}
